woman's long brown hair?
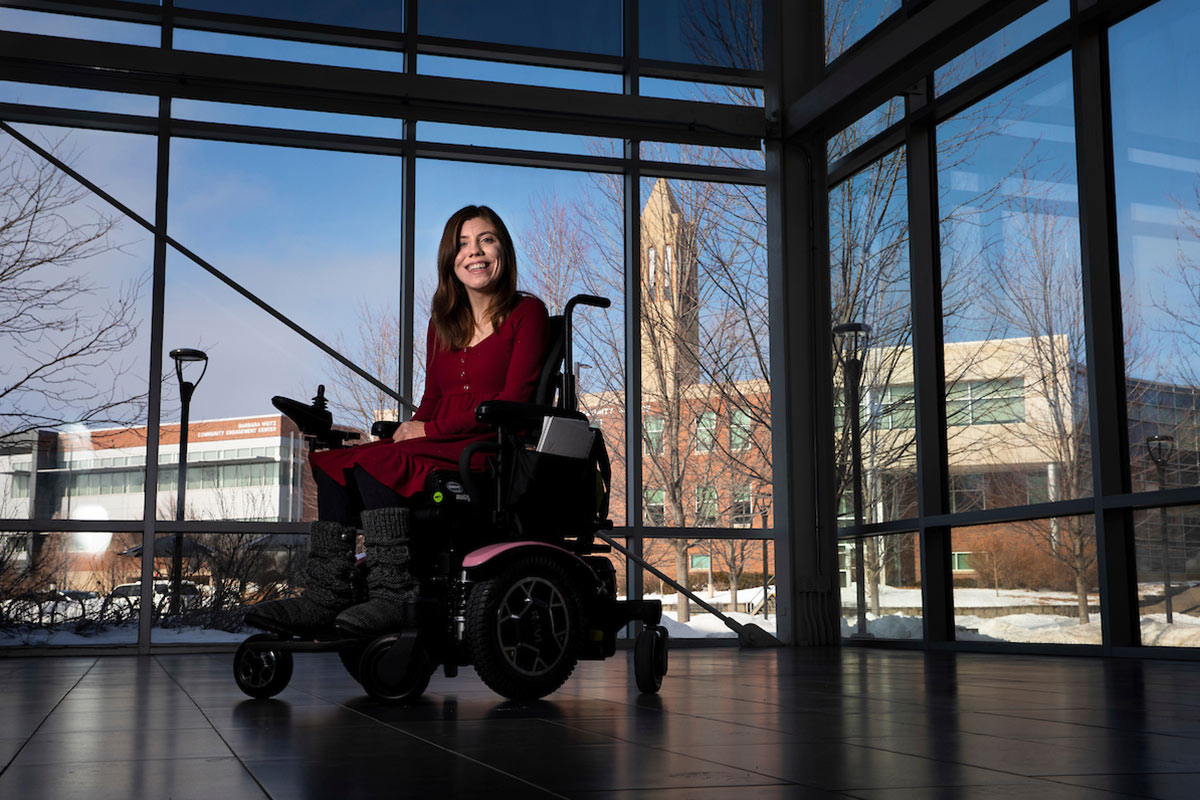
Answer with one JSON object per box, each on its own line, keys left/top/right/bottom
{"left": 430, "top": 205, "right": 521, "bottom": 350}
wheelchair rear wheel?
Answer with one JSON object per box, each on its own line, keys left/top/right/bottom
{"left": 233, "top": 634, "right": 294, "bottom": 699}
{"left": 467, "top": 555, "right": 583, "bottom": 701}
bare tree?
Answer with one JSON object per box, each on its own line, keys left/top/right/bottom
{"left": 0, "top": 135, "right": 146, "bottom": 446}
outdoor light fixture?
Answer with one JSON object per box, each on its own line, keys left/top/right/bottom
{"left": 833, "top": 321, "right": 873, "bottom": 639}
{"left": 1145, "top": 433, "right": 1176, "bottom": 624}
{"left": 1146, "top": 433, "right": 1175, "bottom": 469}
{"left": 168, "top": 347, "right": 208, "bottom": 616}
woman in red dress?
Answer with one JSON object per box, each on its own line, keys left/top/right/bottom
{"left": 246, "top": 205, "right": 548, "bottom": 638}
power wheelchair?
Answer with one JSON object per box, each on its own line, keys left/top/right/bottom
{"left": 233, "top": 294, "right": 669, "bottom": 703}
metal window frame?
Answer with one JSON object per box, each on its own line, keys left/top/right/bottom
{"left": 0, "top": 0, "right": 784, "bottom": 652}
{"left": 821, "top": 0, "right": 1199, "bottom": 657}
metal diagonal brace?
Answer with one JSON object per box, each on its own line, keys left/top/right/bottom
{"left": 596, "top": 532, "right": 781, "bottom": 648}
{"left": 0, "top": 119, "right": 415, "bottom": 413}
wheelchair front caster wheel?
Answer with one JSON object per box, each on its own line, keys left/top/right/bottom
{"left": 634, "top": 625, "right": 669, "bottom": 694}
{"left": 234, "top": 634, "right": 294, "bottom": 699}
{"left": 360, "top": 632, "right": 433, "bottom": 704}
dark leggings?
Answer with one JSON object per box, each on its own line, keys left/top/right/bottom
{"left": 314, "top": 466, "right": 406, "bottom": 525}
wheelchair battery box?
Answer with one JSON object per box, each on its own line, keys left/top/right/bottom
{"left": 425, "top": 470, "right": 472, "bottom": 505}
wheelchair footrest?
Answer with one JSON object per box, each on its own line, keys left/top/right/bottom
{"left": 243, "top": 637, "right": 361, "bottom": 653}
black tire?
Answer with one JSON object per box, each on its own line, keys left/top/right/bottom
{"left": 634, "top": 627, "right": 668, "bottom": 694}
{"left": 466, "top": 555, "right": 584, "bottom": 701}
{"left": 233, "top": 634, "right": 294, "bottom": 699}
{"left": 338, "top": 642, "right": 367, "bottom": 684}
{"left": 359, "top": 633, "right": 432, "bottom": 704}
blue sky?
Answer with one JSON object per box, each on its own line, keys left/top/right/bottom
{"left": 4, "top": 0, "right": 1199, "bottom": 430}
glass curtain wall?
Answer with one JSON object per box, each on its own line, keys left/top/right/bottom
{"left": 830, "top": 0, "right": 1200, "bottom": 653}
{"left": 1111, "top": 0, "right": 1200, "bottom": 647}
{"left": 0, "top": 1, "right": 769, "bottom": 648}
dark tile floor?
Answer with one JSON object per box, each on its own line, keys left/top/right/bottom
{"left": 0, "top": 647, "right": 1197, "bottom": 799}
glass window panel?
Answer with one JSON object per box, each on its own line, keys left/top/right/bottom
{"left": 825, "top": 0, "right": 901, "bottom": 64}
{"left": 937, "top": 55, "right": 1089, "bottom": 509}
{"left": 172, "top": 99, "right": 402, "bottom": 138}
{"left": 175, "top": 1, "right": 405, "bottom": 32}
{"left": 0, "top": 531, "right": 143, "bottom": 646}
{"left": 694, "top": 484, "right": 718, "bottom": 526}
{"left": 840, "top": 531, "right": 920, "bottom": 639}
{"left": 1133, "top": 504, "right": 1200, "bottom": 647}
{"left": 642, "top": 535, "right": 774, "bottom": 638}
{"left": 639, "top": 77, "right": 763, "bottom": 107}
{"left": 640, "top": 0, "right": 761, "bottom": 69}
{"left": 694, "top": 411, "right": 718, "bottom": 453}
{"left": 160, "top": 252, "right": 359, "bottom": 523}
{"left": 0, "top": 7, "right": 159, "bottom": 47}
{"left": 418, "top": 55, "right": 622, "bottom": 93}
{"left": 419, "top": 122, "right": 616, "bottom": 157}
{"left": 173, "top": 28, "right": 404, "bottom": 71}
{"left": 420, "top": 1, "right": 619, "bottom": 55}
{"left": 415, "top": 159, "right": 625, "bottom": 524}
{"left": 830, "top": 148, "right": 915, "bottom": 526}
{"left": 827, "top": 96, "right": 903, "bottom": 165}
{"left": 1111, "top": 0, "right": 1200, "bottom": 486}
{"left": 640, "top": 177, "right": 771, "bottom": 529}
{"left": 640, "top": 141, "right": 766, "bottom": 171}
{"left": 730, "top": 409, "right": 752, "bottom": 451}
{"left": 935, "top": 0, "right": 1069, "bottom": 96}
{"left": 1, "top": 126, "right": 154, "bottom": 523}
{"left": 0, "top": 81, "right": 158, "bottom": 117}
{"left": 168, "top": 138, "right": 402, "bottom": 356}
{"left": 951, "top": 516, "right": 1100, "bottom": 644}
{"left": 148, "top": 531, "right": 265, "bottom": 644}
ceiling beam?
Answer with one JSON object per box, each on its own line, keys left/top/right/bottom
{"left": 0, "top": 30, "right": 766, "bottom": 149}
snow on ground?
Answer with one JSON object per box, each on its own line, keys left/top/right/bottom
{"left": 3, "top": 582, "right": 1198, "bottom": 646}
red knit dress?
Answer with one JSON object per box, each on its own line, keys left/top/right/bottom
{"left": 310, "top": 295, "right": 549, "bottom": 496}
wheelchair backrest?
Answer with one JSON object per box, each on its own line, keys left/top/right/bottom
{"left": 534, "top": 314, "right": 566, "bottom": 408}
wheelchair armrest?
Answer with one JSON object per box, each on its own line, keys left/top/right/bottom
{"left": 475, "top": 400, "right": 586, "bottom": 429}
{"left": 371, "top": 419, "right": 400, "bottom": 439}
{"left": 459, "top": 440, "right": 499, "bottom": 506}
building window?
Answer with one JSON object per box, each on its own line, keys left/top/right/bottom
{"left": 647, "top": 246, "right": 657, "bottom": 296}
{"left": 644, "top": 415, "right": 664, "bottom": 455}
{"left": 695, "top": 485, "right": 718, "bottom": 526}
{"left": 1026, "top": 470, "right": 1050, "bottom": 504}
{"left": 838, "top": 543, "right": 850, "bottom": 588}
{"left": 879, "top": 383, "right": 916, "bottom": 429}
{"left": 730, "top": 409, "right": 752, "bottom": 450}
{"left": 951, "top": 551, "right": 974, "bottom": 571}
{"left": 645, "top": 488, "right": 665, "bottom": 525}
{"left": 950, "top": 473, "right": 986, "bottom": 513}
{"left": 946, "top": 378, "right": 1025, "bottom": 425}
{"left": 663, "top": 246, "right": 672, "bottom": 295}
{"left": 690, "top": 553, "right": 710, "bottom": 570}
{"left": 694, "top": 411, "right": 717, "bottom": 453}
{"left": 732, "top": 487, "right": 754, "bottom": 528}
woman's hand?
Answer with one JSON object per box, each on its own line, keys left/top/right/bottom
{"left": 391, "top": 420, "right": 427, "bottom": 442}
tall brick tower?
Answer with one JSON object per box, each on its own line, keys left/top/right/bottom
{"left": 640, "top": 178, "right": 700, "bottom": 397}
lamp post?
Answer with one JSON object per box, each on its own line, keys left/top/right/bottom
{"left": 1145, "top": 434, "right": 1175, "bottom": 624}
{"left": 834, "top": 321, "right": 873, "bottom": 638}
{"left": 169, "top": 347, "right": 207, "bottom": 616}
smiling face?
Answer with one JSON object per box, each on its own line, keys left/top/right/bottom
{"left": 453, "top": 216, "right": 505, "bottom": 302}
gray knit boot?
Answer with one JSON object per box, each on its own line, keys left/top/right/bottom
{"left": 244, "top": 520, "right": 357, "bottom": 637}
{"left": 334, "top": 507, "right": 419, "bottom": 637}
